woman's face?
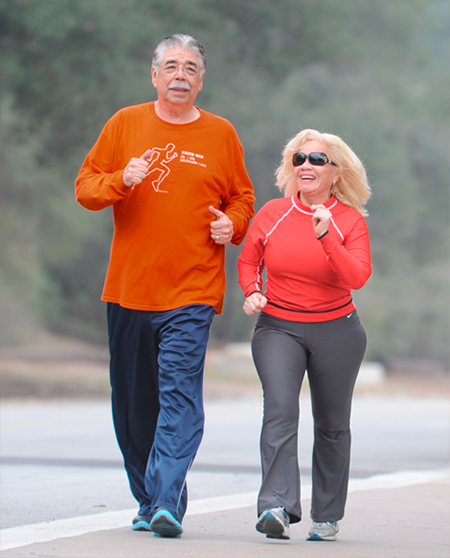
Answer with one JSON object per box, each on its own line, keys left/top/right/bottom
{"left": 293, "top": 140, "right": 340, "bottom": 206}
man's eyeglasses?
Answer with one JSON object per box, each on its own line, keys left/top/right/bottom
{"left": 292, "top": 152, "right": 337, "bottom": 167}
{"left": 162, "top": 62, "right": 199, "bottom": 76}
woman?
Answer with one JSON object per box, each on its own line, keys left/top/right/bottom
{"left": 238, "top": 129, "right": 371, "bottom": 542}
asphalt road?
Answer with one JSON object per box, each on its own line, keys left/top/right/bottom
{"left": 1, "top": 394, "right": 448, "bottom": 531}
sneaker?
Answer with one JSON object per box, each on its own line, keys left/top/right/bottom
{"left": 256, "top": 506, "right": 290, "bottom": 540}
{"left": 131, "top": 515, "right": 152, "bottom": 531}
{"left": 307, "top": 521, "right": 339, "bottom": 541}
{"left": 150, "top": 508, "right": 183, "bottom": 538}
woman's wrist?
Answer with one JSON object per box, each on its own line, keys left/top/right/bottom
{"left": 247, "top": 290, "right": 262, "bottom": 298}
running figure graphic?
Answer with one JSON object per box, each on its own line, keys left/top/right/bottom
{"left": 146, "top": 143, "right": 178, "bottom": 192}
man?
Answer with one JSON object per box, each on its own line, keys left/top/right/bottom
{"left": 75, "top": 34, "right": 255, "bottom": 538}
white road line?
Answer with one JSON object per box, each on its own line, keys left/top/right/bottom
{"left": 348, "top": 468, "right": 449, "bottom": 491}
{"left": 1, "top": 468, "right": 448, "bottom": 551}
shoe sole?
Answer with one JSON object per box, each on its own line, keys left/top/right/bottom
{"left": 307, "top": 533, "right": 337, "bottom": 541}
{"left": 150, "top": 510, "right": 183, "bottom": 538}
{"left": 256, "top": 514, "right": 290, "bottom": 540}
{"left": 132, "top": 520, "right": 152, "bottom": 531}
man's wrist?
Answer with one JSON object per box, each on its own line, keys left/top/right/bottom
{"left": 228, "top": 216, "right": 235, "bottom": 237}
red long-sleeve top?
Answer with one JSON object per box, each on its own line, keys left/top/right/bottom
{"left": 237, "top": 194, "right": 371, "bottom": 322}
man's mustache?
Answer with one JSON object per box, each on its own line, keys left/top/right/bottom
{"left": 169, "top": 81, "right": 191, "bottom": 91}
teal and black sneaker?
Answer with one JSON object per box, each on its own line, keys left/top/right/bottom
{"left": 131, "top": 515, "right": 152, "bottom": 531}
{"left": 150, "top": 508, "right": 183, "bottom": 538}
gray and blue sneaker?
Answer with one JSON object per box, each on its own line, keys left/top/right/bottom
{"left": 256, "top": 506, "right": 290, "bottom": 540}
{"left": 131, "top": 515, "right": 152, "bottom": 531}
{"left": 307, "top": 521, "right": 339, "bottom": 541}
{"left": 150, "top": 508, "right": 183, "bottom": 538}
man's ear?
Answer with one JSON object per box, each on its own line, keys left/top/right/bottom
{"left": 197, "top": 73, "right": 204, "bottom": 93}
{"left": 151, "top": 66, "right": 158, "bottom": 88}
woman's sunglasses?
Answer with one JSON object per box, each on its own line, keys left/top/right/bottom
{"left": 292, "top": 152, "right": 337, "bottom": 167}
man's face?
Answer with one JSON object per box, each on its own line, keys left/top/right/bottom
{"left": 151, "top": 47, "right": 204, "bottom": 106}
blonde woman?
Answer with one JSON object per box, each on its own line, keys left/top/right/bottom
{"left": 238, "top": 129, "right": 371, "bottom": 542}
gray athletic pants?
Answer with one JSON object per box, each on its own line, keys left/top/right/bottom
{"left": 251, "top": 311, "right": 367, "bottom": 524}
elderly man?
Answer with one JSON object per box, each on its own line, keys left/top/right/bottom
{"left": 75, "top": 34, "right": 254, "bottom": 537}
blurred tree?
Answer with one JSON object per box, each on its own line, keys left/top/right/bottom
{"left": 1, "top": 0, "right": 448, "bottom": 365}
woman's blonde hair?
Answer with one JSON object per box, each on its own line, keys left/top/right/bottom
{"left": 275, "top": 129, "right": 371, "bottom": 215}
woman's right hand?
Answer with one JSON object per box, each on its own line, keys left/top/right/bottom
{"left": 243, "top": 292, "right": 267, "bottom": 316}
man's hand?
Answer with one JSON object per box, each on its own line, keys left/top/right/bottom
{"left": 123, "top": 149, "right": 152, "bottom": 187}
{"left": 209, "top": 206, "right": 234, "bottom": 244}
{"left": 243, "top": 292, "right": 267, "bottom": 316}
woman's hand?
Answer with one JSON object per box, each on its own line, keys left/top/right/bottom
{"left": 243, "top": 292, "right": 267, "bottom": 316}
{"left": 311, "top": 204, "right": 332, "bottom": 238}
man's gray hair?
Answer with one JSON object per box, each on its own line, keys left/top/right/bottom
{"left": 152, "top": 34, "right": 207, "bottom": 76}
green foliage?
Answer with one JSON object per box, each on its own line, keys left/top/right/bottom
{"left": 1, "top": 0, "right": 449, "bottom": 365}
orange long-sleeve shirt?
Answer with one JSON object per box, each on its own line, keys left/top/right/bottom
{"left": 75, "top": 102, "right": 255, "bottom": 313}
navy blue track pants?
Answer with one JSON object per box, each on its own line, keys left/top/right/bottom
{"left": 107, "top": 302, "right": 215, "bottom": 520}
